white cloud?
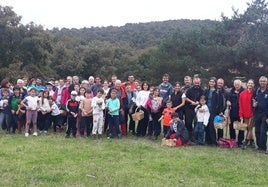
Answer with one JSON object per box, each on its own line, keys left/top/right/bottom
{"left": 0, "top": 0, "right": 250, "bottom": 29}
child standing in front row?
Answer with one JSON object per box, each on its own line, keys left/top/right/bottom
{"left": 194, "top": 96, "right": 210, "bottom": 145}
{"left": 91, "top": 89, "right": 105, "bottom": 139}
{"left": 106, "top": 89, "right": 121, "bottom": 139}
{"left": 48, "top": 97, "right": 61, "bottom": 134}
{"left": 158, "top": 100, "right": 175, "bottom": 137}
{"left": 80, "top": 89, "right": 93, "bottom": 137}
{"left": 21, "top": 88, "right": 40, "bottom": 137}
{"left": 65, "top": 91, "right": 79, "bottom": 138}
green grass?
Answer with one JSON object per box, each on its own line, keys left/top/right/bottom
{"left": 0, "top": 132, "right": 267, "bottom": 187}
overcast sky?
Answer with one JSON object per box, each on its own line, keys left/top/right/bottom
{"left": 1, "top": 0, "right": 250, "bottom": 29}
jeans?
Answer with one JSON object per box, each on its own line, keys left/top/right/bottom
{"left": 195, "top": 122, "right": 205, "bottom": 144}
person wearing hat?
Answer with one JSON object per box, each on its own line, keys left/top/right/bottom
{"left": 65, "top": 90, "right": 79, "bottom": 138}
{"left": 46, "top": 82, "right": 54, "bottom": 97}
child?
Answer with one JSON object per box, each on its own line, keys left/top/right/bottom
{"left": 9, "top": 86, "right": 22, "bottom": 133}
{"left": 0, "top": 88, "right": 11, "bottom": 133}
{"left": 164, "top": 112, "right": 189, "bottom": 146}
{"left": 194, "top": 96, "right": 210, "bottom": 145}
{"left": 65, "top": 90, "right": 79, "bottom": 138}
{"left": 91, "top": 89, "right": 105, "bottom": 138}
{"left": 79, "top": 89, "right": 93, "bottom": 137}
{"left": 158, "top": 100, "right": 175, "bottom": 136}
{"left": 21, "top": 87, "right": 40, "bottom": 137}
{"left": 48, "top": 97, "right": 61, "bottom": 134}
{"left": 17, "top": 101, "right": 26, "bottom": 133}
{"left": 38, "top": 90, "right": 51, "bottom": 135}
{"left": 106, "top": 89, "right": 121, "bottom": 139}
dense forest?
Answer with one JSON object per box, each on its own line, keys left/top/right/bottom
{"left": 0, "top": 0, "right": 267, "bottom": 86}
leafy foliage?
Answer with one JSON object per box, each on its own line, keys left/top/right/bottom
{"left": 0, "top": 0, "right": 267, "bottom": 86}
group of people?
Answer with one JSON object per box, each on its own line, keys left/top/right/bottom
{"left": 0, "top": 74, "right": 267, "bottom": 154}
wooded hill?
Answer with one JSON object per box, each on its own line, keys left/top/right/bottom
{"left": 0, "top": 0, "right": 267, "bottom": 86}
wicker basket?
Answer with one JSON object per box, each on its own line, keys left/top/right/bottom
{"left": 161, "top": 138, "right": 176, "bottom": 147}
{"left": 233, "top": 120, "right": 248, "bottom": 131}
{"left": 214, "top": 115, "right": 227, "bottom": 129}
{"left": 132, "top": 108, "right": 144, "bottom": 121}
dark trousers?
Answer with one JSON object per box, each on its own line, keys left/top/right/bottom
{"left": 136, "top": 107, "right": 149, "bottom": 136}
{"left": 229, "top": 117, "right": 244, "bottom": 145}
{"left": 125, "top": 107, "right": 135, "bottom": 132}
{"left": 163, "top": 126, "right": 170, "bottom": 137}
{"left": 38, "top": 112, "right": 50, "bottom": 131}
{"left": 51, "top": 115, "right": 60, "bottom": 132}
{"left": 80, "top": 116, "right": 93, "bottom": 136}
{"left": 108, "top": 114, "right": 120, "bottom": 137}
{"left": 11, "top": 113, "right": 18, "bottom": 133}
{"left": 254, "top": 112, "right": 268, "bottom": 151}
{"left": 66, "top": 116, "right": 77, "bottom": 137}
{"left": 151, "top": 112, "right": 162, "bottom": 137}
{"left": 184, "top": 107, "right": 195, "bottom": 134}
{"left": 195, "top": 122, "right": 205, "bottom": 144}
{"left": 205, "top": 115, "right": 217, "bottom": 145}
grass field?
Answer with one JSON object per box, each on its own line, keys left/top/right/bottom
{"left": 0, "top": 131, "right": 267, "bottom": 187}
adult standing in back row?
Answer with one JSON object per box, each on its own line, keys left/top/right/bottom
{"left": 252, "top": 76, "right": 268, "bottom": 153}
{"left": 185, "top": 77, "right": 204, "bottom": 142}
{"left": 159, "top": 73, "right": 173, "bottom": 106}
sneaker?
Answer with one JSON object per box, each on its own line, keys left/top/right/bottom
{"left": 33, "top": 132, "right": 38, "bottom": 136}
{"left": 65, "top": 134, "right": 70, "bottom": 138}
{"left": 25, "top": 133, "right": 29, "bottom": 137}
{"left": 44, "top": 131, "right": 48, "bottom": 135}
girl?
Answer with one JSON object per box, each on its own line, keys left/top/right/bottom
{"left": 21, "top": 88, "right": 40, "bottom": 137}
{"left": 38, "top": 90, "right": 51, "bottom": 135}
{"left": 75, "top": 86, "right": 86, "bottom": 136}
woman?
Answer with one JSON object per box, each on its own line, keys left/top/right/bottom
{"left": 171, "top": 82, "right": 186, "bottom": 120}
{"left": 204, "top": 77, "right": 224, "bottom": 146}
{"left": 135, "top": 81, "right": 150, "bottom": 137}
{"left": 146, "top": 87, "right": 163, "bottom": 140}
{"left": 227, "top": 79, "right": 244, "bottom": 147}
{"left": 239, "top": 79, "right": 255, "bottom": 149}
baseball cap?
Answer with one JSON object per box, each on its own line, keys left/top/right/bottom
{"left": 71, "top": 90, "right": 77, "bottom": 95}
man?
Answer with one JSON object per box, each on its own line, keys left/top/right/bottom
{"left": 159, "top": 73, "right": 173, "bottom": 106}
{"left": 181, "top": 75, "right": 192, "bottom": 94}
{"left": 91, "top": 75, "right": 103, "bottom": 96}
{"left": 185, "top": 77, "right": 204, "bottom": 142}
{"left": 253, "top": 76, "right": 268, "bottom": 153}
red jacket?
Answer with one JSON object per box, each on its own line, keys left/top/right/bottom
{"left": 239, "top": 89, "right": 253, "bottom": 118}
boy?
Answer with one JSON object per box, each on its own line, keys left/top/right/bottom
{"left": 65, "top": 91, "right": 79, "bottom": 138}
{"left": 194, "top": 96, "right": 210, "bottom": 145}
{"left": 158, "top": 100, "right": 175, "bottom": 136}
{"left": 80, "top": 89, "right": 93, "bottom": 137}
{"left": 48, "top": 97, "right": 61, "bottom": 134}
{"left": 91, "top": 89, "right": 105, "bottom": 138}
{"left": 106, "top": 89, "right": 121, "bottom": 139}
{"left": 164, "top": 112, "right": 189, "bottom": 146}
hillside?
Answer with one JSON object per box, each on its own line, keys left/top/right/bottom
{"left": 50, "top": 19, "right": 217, "bottom": 49}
